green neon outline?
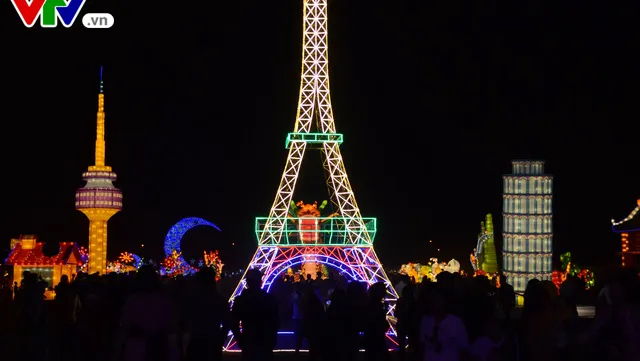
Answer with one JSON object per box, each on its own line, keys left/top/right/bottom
{"left": 255, "top": 216, "right": 376, "bottom": 245}
{"left": 285, "top": 132, "right": 344, "bottom": 148}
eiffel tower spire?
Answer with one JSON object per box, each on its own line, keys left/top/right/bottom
{"left": 263, "top": 0, "right": 369, "bottom": 246}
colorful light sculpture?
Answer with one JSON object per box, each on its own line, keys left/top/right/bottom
{"left": 472, "top": 214, "right": 498, "bottom": 274}
{"left": 162, "top": 250, "right": 195, "bottom": 275}
{"left": 399, "top": 262, "right": 438, "bottom": 282}
{"left": 163, "top": 217, "right": 221, "bottom": 270}
{"left": 118, "top": 251, "right": 143, "bottom": 269}
{"left": 225, "top": 0, "right": 398, "bottom": 351}
{"left": 611, "top": 199, "right": 640, "bottom": 268}
{"left": 119, "top": 252, "right": 133, "bottom": 263}
{"left": 4, "top": 239, "right": 84, "bottom": 287}
{"left": 75, "top": 67, "right": 122, "bottom": 275}
{"left": 501, "top": 160, "right": 553, "bottom": 292}
{"left": 552, "top": 252, "right": 595, "bottom": 290}
{"left": 204, "top": 250, "right": 224, "bottom": 279}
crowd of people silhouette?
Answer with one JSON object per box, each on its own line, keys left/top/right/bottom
{"left": 0, "top": 265, "right": 638, "bottom": 361}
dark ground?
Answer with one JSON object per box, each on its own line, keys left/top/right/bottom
{"left": 221, "top": 351, "right": 400, "bottom": 360}
{"left": 220, "top": 309, "right": 596, "bottom": 360}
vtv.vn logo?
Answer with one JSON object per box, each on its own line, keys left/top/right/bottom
{"left": 11, "top": 0, "right": 114, "bottom": 28}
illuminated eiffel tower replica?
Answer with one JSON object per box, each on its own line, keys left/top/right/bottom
{"left": 226, "top": 0, "right": 398, "bottom": 350}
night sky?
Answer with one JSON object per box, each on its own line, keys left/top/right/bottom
{"left": 2, "top": 1, "right": 637, "bottom": 271}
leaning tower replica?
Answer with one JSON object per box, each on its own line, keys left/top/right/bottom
{"left": 502, "top": 160, "right": 553, "bottom": 293}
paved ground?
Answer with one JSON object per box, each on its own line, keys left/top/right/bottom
{"left": 577, "top": 305, "right": 595, "bottom": 318}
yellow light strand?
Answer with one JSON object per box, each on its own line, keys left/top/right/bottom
{"left": 89, "top": 82, "right": 111, "bottom": 171}
{"left": 611, "top": 200, "right": 640, "bottom": 226}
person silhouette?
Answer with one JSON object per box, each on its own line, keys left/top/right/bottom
{"left": 498, "top": 274, "right": 515, "bottom": 322}
{"left": 364, "top": 282, "right": 390, "bottom": 361}
{"left": 186, "top": 266, "right": 238, "bottom": 361}
{"left": 116, "top": 265, "right": 179, "bottom": 361}
{"left": 232, "top": 269, "right": 279, "bottom": 361}
{"left": 51, "top": 275, "right": 81, "bottom": 361}
{"left": 291, "top": 283, "right": 306, "bottom": 353}
{"left": 396, "top": 282, "right": 419, "bottom": 359}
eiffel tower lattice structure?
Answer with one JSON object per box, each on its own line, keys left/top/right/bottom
{"left": 225, "top": 0, "right": 398, "bottom": 350}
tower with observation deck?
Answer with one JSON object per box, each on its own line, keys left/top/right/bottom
{"left": 75, "top": 67, "right": 123, "bottom": 275}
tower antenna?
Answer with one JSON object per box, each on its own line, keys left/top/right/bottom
{"left": 94, "top": 67, "right": 107, "bottom": 168}
{"left": 99, "top": 66, "right": 104, "bottom": 94}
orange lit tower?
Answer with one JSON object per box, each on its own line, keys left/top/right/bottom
{"left": 75, "top": 67, "right": 123, "bottom": 275}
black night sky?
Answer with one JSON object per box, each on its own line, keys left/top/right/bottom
{"left": 1, "top": 1, "right": 637, "bottom": 271}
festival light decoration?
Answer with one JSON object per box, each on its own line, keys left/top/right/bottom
{"left": 162, "top": 250, "right": 195, "bottom": 275}
{"left": 77, "top": 246, "right": 89, "bottom": 272}
{"left": 443, "top": 259, "right": 461, "bottom": 273}
{"left": 106, "top": 260, "right": 127, "bottom": 273}
{"left": 611, "top": 199, "right": 640, "bottom": 226}
{"left": 164, "top": 217, "right": 221, "bottom": 268}
{"left": 226, "top": 2, "right": 398, "bottom": 351}
{"left": 4, "top": 240, "right": 84, "bottom": 286}
{"left": 118, "top": 251, "right": 143, "bottom": 269}
{"left": 119, "top": 252, "right": 133, "bottom": 264}
{"left": 132, "top": 254, "right": 143, "bottom": 268}
{"left": 611, "top": 199, "right": 640, "bottom": 268}
{"left": 399, "top": 256, "right": 464, "bottom": 283}
{"left": 204, "top": 250, "right": 224, "bottom": 280}
{"left": 75, "top": 67, "right": 122, "bottom": 275}
{"left": 78, "top": 246, "right": 89, "bottom": 262}
{"left": 249, "top": 1, "right": 374, "bottom": 248}
{"left": 399, "top": 263, "right": 432, "bottom": 282}
{"left": 501, "top": 160, "right": 553, "bottom": 292}
{"left": 471, "top": 214, "right": 498, "bottom": 274}
{"left": 577, "top": 268, "right": 595, "bottom": 289}
{"left": 552, "top": 252, "right": 595, "bottom": 290}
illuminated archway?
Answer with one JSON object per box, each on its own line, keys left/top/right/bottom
{"left": 164, "top": 217, "right": 221, "bottom": 266}
{"left": 261, "top": 253, "right": 366, "bottom": 292}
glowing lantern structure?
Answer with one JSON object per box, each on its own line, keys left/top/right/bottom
{"left": 118, "top": 251, "right": 143, "bottom": 270}
{"left": 287, "top": 200, "right": 339, "bottom": 278}
{"left": 119, "top": 252, "right": 134, "bottom": 264}
{"left": 204, "top": 250, "right": 224, "bottom": 280}
{"left": 552, "top": 252, "right": 595, "bottom": 290}
{"left": 611, "top": 199, "right": 640, "bottom": 268}
{"left": 226, "top": 0, "right": 397, "bottom": 351}
{"left": 162, "top": 250, "right": 195, "bottom": 275}
{"left": 471, "top": 214, "right": 498, "bottom": 274}
{"left": 75, "top": 67, "right": 122, "bottom": 275}
{"left": 501, "top": 160, "right": 553, "bottom": 292}
{"left": 288, "top": 200, "right": 338, "bottom": 244}
{"left": 299, "top": 217, "right": 319, "bottom": 243}
{"left": 164, "top": 217, "right": 222, "bottom": 273}
{"left": 5, "top": 236, "right": 84, "bottom": 287}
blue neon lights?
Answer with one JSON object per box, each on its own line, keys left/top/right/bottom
{"left": 131, "top": 253, "right": 143, "bottom": 269}
{"left": 261, "top": 254, "right": 365, "bottom": 292}
{"left": 164, "top": 217, "right": 221, "bottom": 267}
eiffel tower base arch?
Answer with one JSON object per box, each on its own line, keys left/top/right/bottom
{"left": 224, "top": 245, "right": 399, "bottom": 351}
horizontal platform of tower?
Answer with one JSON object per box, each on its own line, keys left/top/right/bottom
{"left": 255, "top": 216, "right": 376, "bottom": 245}
{"left": 285, "top": 132, "right": 344, "bottom": 148}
